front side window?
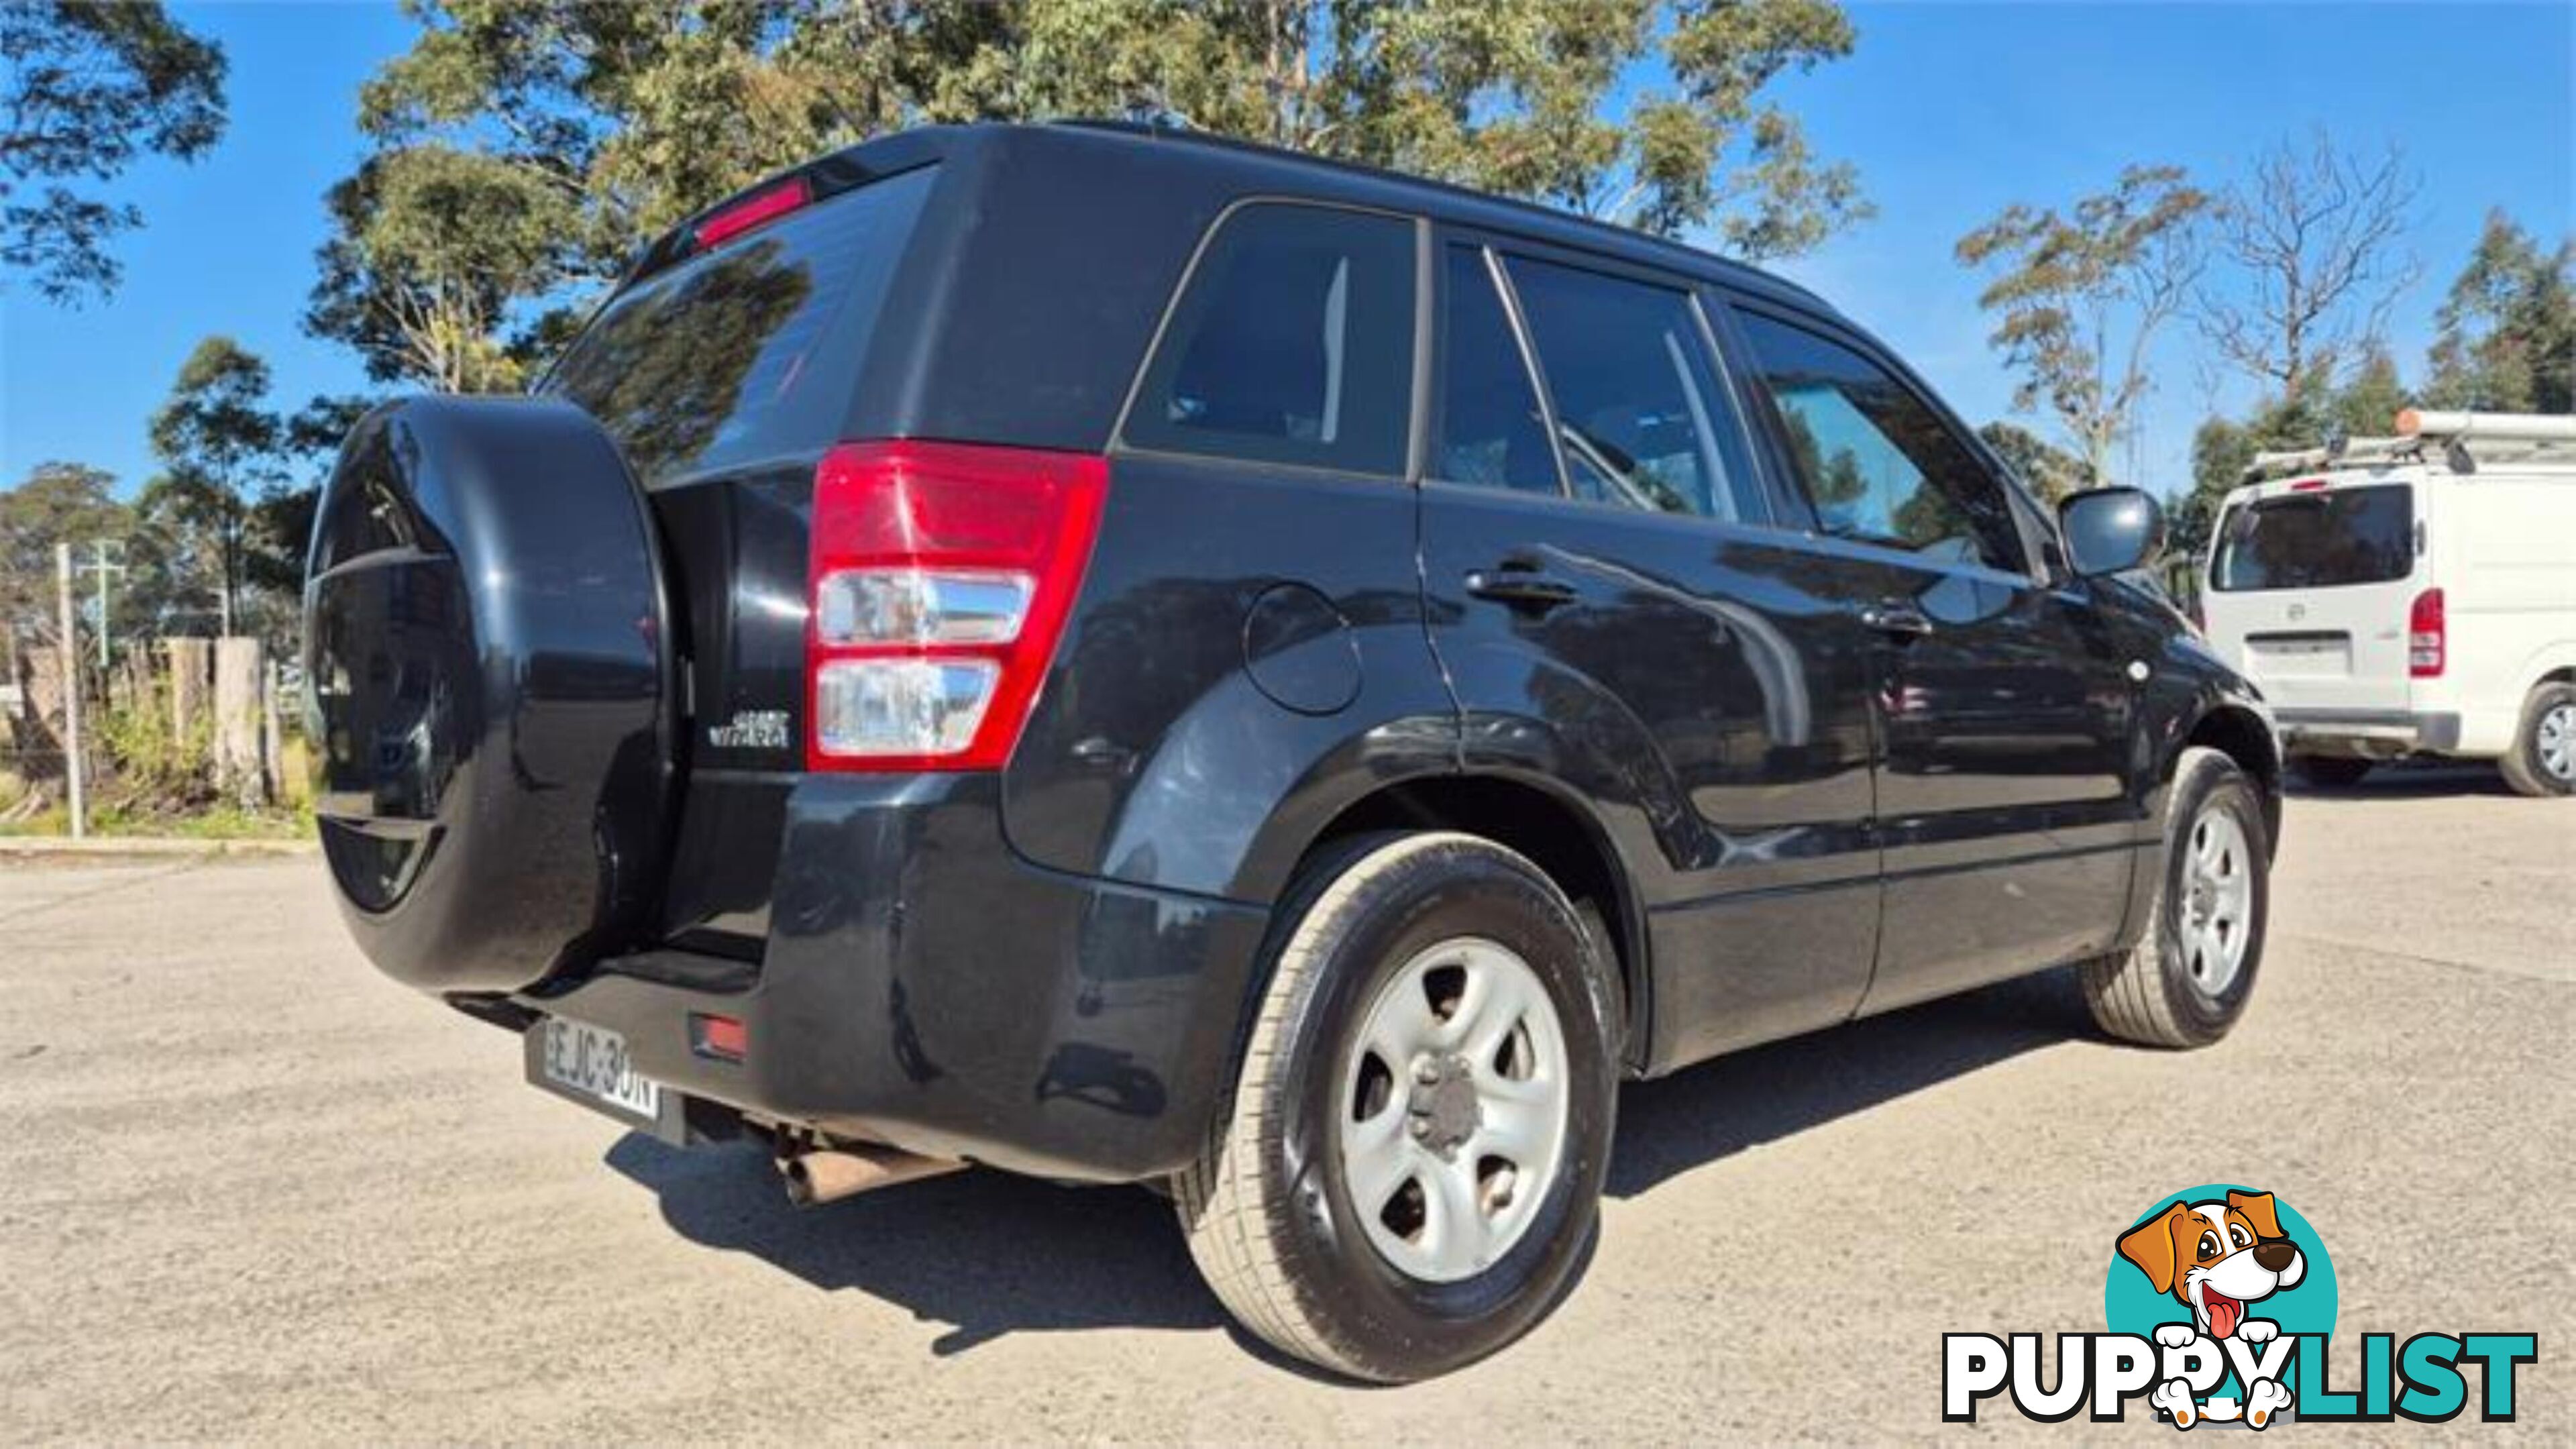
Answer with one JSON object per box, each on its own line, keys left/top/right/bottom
{"left": 2210, "top": 486, "right": 2415, "bottom": 591}
{"left": 1503, "top": 256, "right": 1764, "bottom": 523}
{"left": 1734, "top": 309, "right": 2025, "bottom": 572}
{"left": 1124, "top": 203, "right": 1415, "bottom": 475}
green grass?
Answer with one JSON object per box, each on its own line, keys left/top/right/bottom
{"left": 0, "top": 801, "right": 309, "bottom": 841}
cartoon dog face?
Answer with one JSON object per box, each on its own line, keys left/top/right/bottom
{"left": 2117, "top": 1190, "right": 2306, "bottom": 1340}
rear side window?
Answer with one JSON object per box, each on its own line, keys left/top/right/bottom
{"left": 2210, "top": 486, "right": 2415, "bottom": 591}
{"left": 1434, "top": 246, "right": 1558, "bottom": 494}
{"left": 547, "top": 164, "right": 938, "bottom": 483}
{"left": 1734, "top": 309, "right": 2025, "bottom": 572}
{"left": 1504, "top": 256, "right": 1763, "bottom": 523}
{"left": 1125, "top": 203, "right": 1415, "bottom": 475}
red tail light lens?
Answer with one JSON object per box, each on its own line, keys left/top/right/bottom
{"left": 690, "top": 1013, "right": 747, "bottom": 1062}
{"left": 695, "top": 176, "right": 811, "bottom": 250}
{"left": 2408, "top": 587, "right": 2445, "bottom": 678}
{"left": 806, "top": 441, "right": 1108, "bottom": 771}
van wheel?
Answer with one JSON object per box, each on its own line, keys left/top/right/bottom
{"left": 2080, "top": 747, "right": 2271, "bottom": 1049}
{"left": 2291, "top": 755, "right": 2373, "bottom": 789}
{"left": 1174, "top": 831, "right": 1617, "bottom": 1383}
{"left": 2498, "top": 683, "right": 2576, "bottom": 798}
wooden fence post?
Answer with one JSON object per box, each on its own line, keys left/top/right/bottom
{"left": 213, "top": 637, "right": 266, "bottom": 807}
{"left": 261, "top": 659, "right": 285, "bottom": 803}
{"left": 168, "top": 638, "right": 212, "bottom": 751}
{"left": 20, "top": 646, "right": 67, "bottom": 786}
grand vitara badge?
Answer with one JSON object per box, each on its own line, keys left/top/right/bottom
{"left": 707, "top": 708, "right": 790, "bottom": 751}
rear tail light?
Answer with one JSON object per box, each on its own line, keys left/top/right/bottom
{"left": 690, "top": 1012, "right": 747, "bottom": 1062}
{"left": 806, "top": 441, "right": 1108, "bottom": 771}
{"left": 2408, "top": 587, "right": 2445, "bottom": 678}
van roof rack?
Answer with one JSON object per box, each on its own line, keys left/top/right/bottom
{"left": 2242, "top": 409, "right": 2576, "bottom": 482}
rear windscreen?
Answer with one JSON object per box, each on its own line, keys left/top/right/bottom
{"left": 2210, "top": 484, "right": 2414, "bottom": 592}
{"left": 545, "top": 164, "right": 938, "bottom": 484}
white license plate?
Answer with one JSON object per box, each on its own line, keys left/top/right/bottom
{"left": 537, "top": 1018, "right": 661, "bottom": 1120}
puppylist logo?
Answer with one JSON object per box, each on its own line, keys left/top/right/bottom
{"left": 1944, "top": 1185, "right": 2538, "bottom": 1428}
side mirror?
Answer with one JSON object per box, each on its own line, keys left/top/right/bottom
{"left": 2058, "top": 486, "right": 2165, "bottom": 578}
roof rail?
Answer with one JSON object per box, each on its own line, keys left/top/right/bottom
{"left": 2241, "top": 410, "right": 2576, "bottom": 482}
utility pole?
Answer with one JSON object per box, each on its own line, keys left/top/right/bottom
{"left": 56, "top": 543, "right": 86, "bottom": 839}
{"left": 78, "top": 539, "right": 127, "bottom": 667}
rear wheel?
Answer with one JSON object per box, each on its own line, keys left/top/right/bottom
{"left": 2498, "top": 683, "right": 2576, "bottom": 798}
{"left": 1174, "top": 832, "right": 1617, "bottom": 1382}
{"left": 2290, "top": 754, "right": 2373, "bottom": 790}
{"left": 2081, "top": 747, "right": 2271, "bottom": 1049}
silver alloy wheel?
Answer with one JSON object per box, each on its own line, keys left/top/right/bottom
{"left": 2538, "top": 701, "right": 2576, "bottom": 783}
{"left": 2179, "top": 806, "right": 2254, "bottom": 996}
{"left": 1338, "top": 936, "right": 1570, "bottom": 1284}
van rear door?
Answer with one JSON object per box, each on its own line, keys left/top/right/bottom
{"left": 2203, "top": 478, "right": 2421, "bottom": 714}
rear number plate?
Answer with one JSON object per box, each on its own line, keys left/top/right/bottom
{"left": 536, "top": 1019, "right": 661, "bottom": 1120}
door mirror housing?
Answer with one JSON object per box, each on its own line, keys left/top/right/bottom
{"left": 2058, "top": 487, "right": 2165, "bottom": 578}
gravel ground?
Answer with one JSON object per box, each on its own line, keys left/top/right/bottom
{"left": 1, "top": 770, "right": 2567, "bottom": 1442}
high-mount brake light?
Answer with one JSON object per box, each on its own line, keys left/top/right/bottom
{"left": 695, "top": 176, "right": 811, "bottom": 250}
{"left": 805, "top": 441, "right": 1108, "bottom": 771}
{"left": 2408, "top": 588, "right": 2446, "bottom": 679}
{"left": 2287, "top": 478, "right": 2329, "bottom": 492}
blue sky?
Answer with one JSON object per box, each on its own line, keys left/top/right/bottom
{"left": 3, "top": 1, "right": 2571, "bottom": 500}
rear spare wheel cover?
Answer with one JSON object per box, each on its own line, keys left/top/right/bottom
{"left": 303, "top": 396, "right": 674, "bottom": 995}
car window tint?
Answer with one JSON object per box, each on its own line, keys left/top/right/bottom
{"left": 1125, "top": 204, "right": 1415, "bottom": 474}
{"left": 1500, "top": 256, "right": 1762, "bottom": 524}
{"left": 1734, "top": 310, "right": 2025, "bottom": 572}
{"left": 547, "top": 164, "right": 938, "bottom": 485}
{"left": 1433, "top": 246, "right": 1559, "bottom": 494}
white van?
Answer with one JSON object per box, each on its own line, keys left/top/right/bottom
{"left": 2201, "top": 409, "right": 2576, "bottom": 797}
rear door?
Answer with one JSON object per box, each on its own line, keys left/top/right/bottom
{"left": 1719, "top": 301, "right": 2142, "bottom": 1013}
{"left": 2203, "top": 478, "right": 2422, "bottom": 716}
{"left": 1417, "top": 237, "right": 1888, "bottom": 1063}
{"left": 543, "top": 162, "right": 943, "bottom": 955}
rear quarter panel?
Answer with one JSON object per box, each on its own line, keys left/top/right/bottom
{"left": 2436, "top": 472, "right": 2576, "bottom": 752}
{"left": 1001, "top": 455, "right": 1458, "bottom": 904}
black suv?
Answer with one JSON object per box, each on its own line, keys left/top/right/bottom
{"left": 304, "top": 121, "right": 2280, "bottom": 1382}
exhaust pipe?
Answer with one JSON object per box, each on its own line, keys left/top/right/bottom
{"left": 778, "top": 1142, "right": 964, "bottom": 1206}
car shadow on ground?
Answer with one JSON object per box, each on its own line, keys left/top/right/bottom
{"left": 1608, "top": 964, "right": 2094, "bottom": 1197}
{"left": 2285, "top": 760, "right": 2514, "bottom": 800}
{"left": 606, "top": 964, "right": 2102, "bottom": 1357}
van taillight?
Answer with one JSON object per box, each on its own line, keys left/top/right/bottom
{"left": 805, "top": 441, "right": 1108, "bottom": 771}
{"left": 2408, "top": 588, "right": 2445, "bottom": 678}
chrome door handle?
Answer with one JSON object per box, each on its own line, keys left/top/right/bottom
{"left": 1466, "top": 568, "right": 1580, "bottom": 611}
{"left": 1859, "top": 602, "right": 1934, "bottom": 638}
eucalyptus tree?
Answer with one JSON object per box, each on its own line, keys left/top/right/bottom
{"left": 311, "top": 0, "right": 1872, "bottom": 391}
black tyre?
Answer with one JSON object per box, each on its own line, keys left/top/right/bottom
{"left": 2290, "top": 754, "right": 2374, "bottom": 790}
{"left": 2498, "top": 682, "right": 2576, "bottom": 798}
{"left": 1175, "top": 831, "right": 1619, "bottom": 1382}
{"left": 2081, "top": 747, "right": 2272, "bottom": 1049}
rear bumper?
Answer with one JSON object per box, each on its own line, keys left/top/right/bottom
{"left": 513, "top": 774, "right": 1271, "bottom": 1183}
{"left": 2273, "top": 707, "right": 2462, "bottom": 757}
